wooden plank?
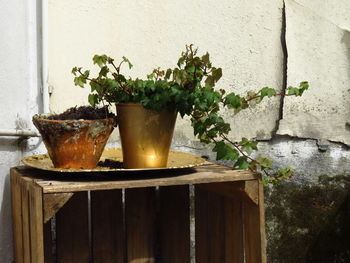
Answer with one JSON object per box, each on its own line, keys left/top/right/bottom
{"left": 91, "top": 190, "right": 125, "bottom": 263}
{"left": 159, "top": 185, "right": 190, "bottom": 263}
{"left": 258, "top": 180, "right": 267, "bottom": 263}
{"left": 29, "top": 184, "right": 44, "bottom": 263}
{"left": 197, "top": 181, "right": 258, "bottom": 205}
{"left": 44, "top": 221, "right": 54, "bottom": 263}
{"left": 56, "top": 192, "right": 89, "bottom": 263}
{"left": 244, "top": 180, "right": 259, "bottom": 205}
{"left": 11, "top": 169, "right": 24, "bottom": 263}
{"left": 243, "top": 180, "right": 266, "bottom": 263}
{"left": 33, "top": 164, "right": 256, "bottom": 193}
{"left": 195, "top": 186, "right": 225, "bottom": 263}
{"left": 21, "top": 180, "right": 31, "bottom": 263}
{"left": 43, "top": 193, "right": 74, "bottom": 223}
{"left": 125, "top": 188, "right": 156, "bottom": 263}
{"left": 195, "top": 184, "right": 246, "bottom": 263}
{"left": 224, "top": 198, "right": 244, "bottom": 262}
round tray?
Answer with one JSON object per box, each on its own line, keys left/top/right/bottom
{"left": 21, "top": 148, "right": 206, "bottom": 173}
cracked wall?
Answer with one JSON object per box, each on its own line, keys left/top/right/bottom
{"left": 278, "top": 0, "right": 350, "bottom": 146}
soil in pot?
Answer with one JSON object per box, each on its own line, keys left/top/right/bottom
{"left": 33, "top": 106, "right": 116, "bottom": 169}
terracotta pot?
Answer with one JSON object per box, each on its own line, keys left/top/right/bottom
{"left": 33, "top": 115, "right": 116, "bottom": 169}
{"left": 116, "top": 103, "right": 177, "bottom": 169}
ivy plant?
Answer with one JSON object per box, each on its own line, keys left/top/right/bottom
{"left": 72, "top": 45, "right": 309, "bottom": 185}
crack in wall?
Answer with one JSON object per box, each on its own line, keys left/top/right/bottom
{"left": 272, "top": 0, "right": 288, "bottom": 137}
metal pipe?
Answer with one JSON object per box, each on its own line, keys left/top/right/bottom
{"left": 42, "top": 0, "right": 50, "bottom": 113}
{"left": 0, "top": 129, "right": 40, "bottom": 137}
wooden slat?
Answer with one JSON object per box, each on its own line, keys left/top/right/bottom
{"left": 195, "top": 186, "right": 225, "bottom": 263}
{"left": 21, "top": 180, "right": 31, "bottom": 263}
{"left": 43, "top": 193, "right": 74, "bottom": 223}
{"left": 125, "top": 188, "right": 156, "bottom": 263}
{"left": 56, "top": 192, "right": 89, "bottom": 263}
{"left": 33, "top": 164, "right": 256, "bottom": 193}
{"left": 224, "top": 198, "right": 244, "bottom": 262}
{"left": 29, "top": 184, "right": 44, "bottom": 263}
{"left": 159, "top": 185, "right": 190, "bottom": 263}
{"left": 91, "top": 190, "right": 125, "bottom": 263}
{"left": 195, "top": 184, "right": 246, "bottom": 263}
{"left": 44, "top": 221, "right": 54, "bottom": 263}
{"left": 197, "top": 181, "right": 258, "bottom": 205}
{"left": 243, "top": 180, "right": 266, "bottom": 263}
{"left": 11, "top": 169, "right": 24, "bottom": 263}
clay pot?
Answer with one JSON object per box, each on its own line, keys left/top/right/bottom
{"left": 116, "top": 103, "right": 177, "bottom": 169}
{"left": 33, "top": 115, "right": 116, "bottom": 169}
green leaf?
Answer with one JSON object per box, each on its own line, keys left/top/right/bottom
{"left": 205, "top": 76, "right": 215, "bottom": 88}
{"left": 239, "top": 137, "right": 258, "bottom": 155}
{"left": 260, "top": 87, "right": 276, "bottom": 99}
{"left": 93, "top": 55, "right": 108, "bottom": 67}
{"left": 224, "top": 93, "right": 242, "bottom": 109}
{"left": 257, "top": 157, "right": 272, "bottom": 169}
{"left": 212, "top": 68, "right": 222, "bottom": 82}
{"left": 90, "top": 81, "right": 101, "bottom": 92}
{"left": 88, "top": 93, "right": 99, "bottom": 107}
{"left": 186, "top": 65, "right": 195, "bottom": 73}
{"left": 74, "top": 75, "right": 86, "bottom": 88}
{"left": 287, "top": 82, "right": 309, "bottom": 96}
{"left": 99, "top": 66, "right": 109, "bottom": 77}
{"left": 234, "top": 157, "right": 249, "bottom": 169}
{"left": 83, "top": 70, "right": 90, "bottom": 78}
{"left": 147, "top": 73, "right": 155, "bottom": 80}
{"left": 122, "top": 56, "right": 133, "bottom": 69}
{"left": 201, "top": 52, "right": 210, "bottom": 64}
{"left": 177, "top": 56, "right": 185, "bottom": 67}
{"left": 287, "top": 87, "right": 300, "bottom": 96}
{"left": 278, "top": 167, "right": 293, "bottom": 179}
{"left": 71, "top": 67, "right": 78, "bottom": 76}
{"left": 262, "top": 176, "right": 269, "bottom": 187}
{"left": 165, "top": 69, "right": 172, "bottom": 80}
{"left": 212, "top": 141, "right": 239, "bottom": 161}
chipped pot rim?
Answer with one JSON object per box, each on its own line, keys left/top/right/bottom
{"left": 32, "top": 114, "right": 117, "bottom": 124}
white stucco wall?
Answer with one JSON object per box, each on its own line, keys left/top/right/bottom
{"left": 48, "top": 0, "right": 285, "bottom": 142}
{"left": 48, "top": 0, "right": 350, "bottom": 146}
{"left": 0, "top": 1, "right": 42, "bottom": 261}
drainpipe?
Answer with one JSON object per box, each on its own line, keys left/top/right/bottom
{"left": 0, "top": 129, "right": 40, "bottom": 137}
{"left": 0, "top": 0, "right": 48, "bottom": 138}
{"left": 42, "top": 0, "right": 50, "bottom": 114}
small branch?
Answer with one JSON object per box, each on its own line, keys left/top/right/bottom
{"left": 77, "top": 69, "right": 99, "bottom": 84}
{"left": 220, "top": 134, "right": 272, "bottom": 177}
{"left": 110, "top": 60, "right": 121, "bottom": 74}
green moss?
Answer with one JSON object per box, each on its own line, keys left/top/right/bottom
{"left": 265, "top": 174, "right": 350, "bottom": 263}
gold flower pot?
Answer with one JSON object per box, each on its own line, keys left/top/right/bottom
{"left": 116, "top": 103, "right": 177, "bottom": 168}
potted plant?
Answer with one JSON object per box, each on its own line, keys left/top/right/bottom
{"left": 33, "top": 105, "right": 116, "bottom": 169}
{"left": 73, "top": 45, "right": 308, "bottom": 183}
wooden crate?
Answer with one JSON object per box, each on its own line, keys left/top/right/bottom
{"left": 11, "top": 163, "right": 266, "bottom": 263}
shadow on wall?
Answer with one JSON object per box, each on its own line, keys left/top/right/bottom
{"left": 265, "top": 175, "right": 350, "bottom": 263}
